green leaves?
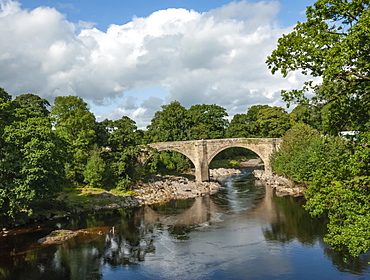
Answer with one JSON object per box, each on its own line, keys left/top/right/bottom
{"left": 146, "top": 101, "right": 187, "bottom": 142}
{"left": 267, "top": 0, "right": 370, "bottom": 132}
{"left": 51, "top": 96, "right": 97, "bottom": 183}
{"left": 187, "top": 104, "right": 228, "bottom": 139}
{"left": 0, "top": 117, "right": 67, "bottom": 218}
{"left": 274, "top": 125, "right": 370, "bottom": 256}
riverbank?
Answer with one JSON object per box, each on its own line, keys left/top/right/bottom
{"left": 0, "top": 168, "right": 243, "bottom": 230}
{"left": 253, "top": 170, "right": 305, "bottom": 197}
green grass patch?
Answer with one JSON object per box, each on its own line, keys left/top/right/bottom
{"left": 210, "top": 158, "right": 243, "bottom": 169}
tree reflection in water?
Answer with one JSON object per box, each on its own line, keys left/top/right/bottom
{"left": 262, "top": 194, "right": 370, "bottom": 274}
{"left": 1, "top": 171, "right": 370, "bottom": 279}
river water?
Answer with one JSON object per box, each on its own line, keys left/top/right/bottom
{"left": 1, "top": 168, "right": 370, "bottom": 280}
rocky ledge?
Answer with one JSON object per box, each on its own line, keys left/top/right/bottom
{"left": 253, "top": 170, "right": 305, "bottom": 197}
{"left": 210, "top": 168, "right": 241, "bottom": 178}
{"left": 134, "top": 168, "right": 245, "bottom": 205}
{"left": 134, "top": 175, "right": 222, "bottom": 205}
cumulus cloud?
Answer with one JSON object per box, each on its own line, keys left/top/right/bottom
{"left": 0, "top": 0, "right": 308, "bottom": 128}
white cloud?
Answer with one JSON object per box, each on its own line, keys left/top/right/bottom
{"left": 0, "top": 0, "right": 309, "bottom": 128}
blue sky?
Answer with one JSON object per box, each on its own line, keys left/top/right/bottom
{"left": 20, "top": 0, "right": 312, "bottom": 29}
{"left": 0, "top": 0, "right": 315, "bottom": 128}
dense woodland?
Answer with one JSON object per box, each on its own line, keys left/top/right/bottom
{"left": 1, "top": 0, "right": 370, "bottom": 258}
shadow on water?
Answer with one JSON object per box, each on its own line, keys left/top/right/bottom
{"left": 1, "top": 167, "right": 370, "bottom": 279}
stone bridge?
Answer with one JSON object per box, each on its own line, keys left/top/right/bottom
{"left": 146, "top": 138, "right": 281, "bottom": 182}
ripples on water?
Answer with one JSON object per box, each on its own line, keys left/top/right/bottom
{"left": 1, "top": 168, "right": 370, "bottom": 280}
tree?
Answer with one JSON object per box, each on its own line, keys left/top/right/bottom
{"left": 266, "top": 0, "right": 370, "bottom": 132}
{"left": 51, "top": 96, "right": 97, "bottom": 183}
{"left": 257, "top": 107, "right": 291, "bottom": 138}
{"left": 103, "top": 116, "right": 140, "bottom": 152}
{"left": 102, "top": 116, "right": 143, "bottom": 188}
{"left": 290, "top": 104, "right": 322, "bottom": 132}
{"left": 0, "top": 117, "right": 67, "bottom": 219}
{"left": 146, "top": 101, "right": 187, "bottom": 142}
{"left": 0, "top": 88, "right": 15, "bottom": 133}
{"left": 272, "top": 123, "right": 320, "bottom": 181}
{"left": 226, "top": 105, "right": 271, "bottom": 138}
{"left": 84, "top": 147, "right": 107, "bottom": 188}
{"left": 186, "top": 104, "right": 228, "bottom": 139}
{"left": 226, "top": 113, "right": 249, "bottom": 138}
{"left": 13, "top": 93, "right": 50, "bottom": 119}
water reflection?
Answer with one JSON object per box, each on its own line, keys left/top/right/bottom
{"left": 1, "top": 169, "right": 370, "bottom": 279}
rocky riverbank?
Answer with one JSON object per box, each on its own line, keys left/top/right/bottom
{"left": 253, "top": 170, "right": 305, "bottom": 197}
{"left": 134, "top": 168, "right": 243, "bottom": 205}
{"left": 134, "top": 175, "right": 221, "bottom": 205}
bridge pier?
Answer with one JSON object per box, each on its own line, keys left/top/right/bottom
{"left": 194, "top": 140, "right": 210, "bottom": 182}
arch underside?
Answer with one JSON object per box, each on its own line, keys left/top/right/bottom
{"left": 207, "top": 145, "right": 266, "bottom": 167}
{"left": 149, "top": 147, "right": 196, "bottom": 168}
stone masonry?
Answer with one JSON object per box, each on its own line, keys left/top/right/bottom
{"left": 147, "top": 138, "right": 281, "bottom": 182}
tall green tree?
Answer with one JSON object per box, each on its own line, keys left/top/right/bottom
{"left": 186, "top": 104, "right": 228, "bottom": 139}
{"left": 51, "top": 96, "right": 96, "bottom": 183}
{"left": 290, "top": 104, "right": 322, "bottom": 131}
{"left": 226, "top": 113, "right": 250, "bottom": 138}
{"left": 146, "top": 101, "right": 187, "bottom": 142}
{"left": 257, "top": 107, "right": 291, "bottom": 138}
{"left": 0, "top": 116, "right": 67, "bottom": 220}
{"left": 0, "top": 88, "right": 15, "bottom": 134}
{"left": 102, "top": 116, "right": 143, "bottom": 188}
{"left": 226, "top": 105, "right": 271, "bottom": 138}
{"left": 266, "top": 0, "right": 370, "bottom": 132}
{"left": 146, "top": 101, "right": 191, "bottom": 173}
{"left": 13, "top": 93, "right": 50, "bottom": 119}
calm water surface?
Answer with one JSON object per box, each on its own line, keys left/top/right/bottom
{"left": 1, "top": 168, "right": 370, "bottom": 280}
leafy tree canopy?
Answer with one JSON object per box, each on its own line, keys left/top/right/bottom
{"left": 187, "top": 104, "right": 228, "bottom": 139}
{"left": 13, "top": 93, "right": 50, "bottom": 119}
{"left": 257, "top": 107, "right": 291, "bottom": 138}
{"left": 266, "top": 0, "right": 370, "bottom": 132}
{"left": 146, "top": 101, "right": 187, "bottom": 142}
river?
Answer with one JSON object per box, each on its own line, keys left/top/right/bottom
{"left": 1, "top": 168, "right": 370, "bottom": 280}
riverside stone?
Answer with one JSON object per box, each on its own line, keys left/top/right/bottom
{"left": 134, "top": 175, "right": 221, "bottom": 205}
{"left": 253, "top": 170, "right": 305, "bottom": 197}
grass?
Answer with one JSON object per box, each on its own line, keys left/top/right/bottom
{"left": 210, "top": 156, "right": 248, "bottom": 169}
{"left": 57, "top": 185, "right": 136, "bottom": 211}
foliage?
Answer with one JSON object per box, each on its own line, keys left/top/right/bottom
{"left": 266, "top": 0, "right": 370, "bottom": 132}
{"left": 186, "top": 104, "right": 228, "bottom": 139}
{"left": 150, "top": 151, "right": 192, "bottom": 174}
{"left": 257, "top": 106, "right": 291, "bottom": 138}
{"left": 100, "top": 116, "right": 144, "bottom": 188}
{"left": 51, "top": 96, "right": 97, "bottom": 183}
{"left": 227, "top": 105, "right": 271, "bottom": 138}
{"left": 290, "top": 104, "right": 323, "bottom": 132}
{"left": 0, "top": 117, "right": 67, "bottom": 219}
{"left": 146, "top": 101, "right": 187, "bottom": 142}
{"left": 272, "top": 123, "right": 319, "bottom": 180}
{"left": 273, "top": 126, "right": 370, "bottom": 256}
{"left": 84, "top": 147, "right": 107, "bottom": 188}
{"left": 267, "top": 1, "right": 370, "bottom": 255}
{"left": 13, "top": 93, "right": 50, "bottom": 119}
{"left": 305, "top": 176, "right": 370, "bottom": 257}
{"left": 0, "top": 88, "right": 15, "bottom": 134}
{"left": 226, "top": 113, "right": 250, "bottom": 138}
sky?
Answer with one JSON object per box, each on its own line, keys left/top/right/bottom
{"left": 0, "top": 0, "right": 315, "bottom": 129}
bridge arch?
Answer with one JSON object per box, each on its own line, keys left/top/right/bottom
{"left": 207, "top": 145, "right": 266, "bottom": 169}
{"left": 146, "top": 146, "right": 196, "bottom": 170}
